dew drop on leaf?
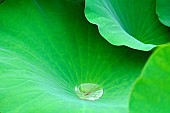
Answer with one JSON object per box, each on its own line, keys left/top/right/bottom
{"left": 75, "top": 83, "right": 103, "bottom": 101}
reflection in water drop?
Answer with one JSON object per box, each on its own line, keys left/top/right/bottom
{"left": 75, "top": 83, "right": 103, "bottom": 101}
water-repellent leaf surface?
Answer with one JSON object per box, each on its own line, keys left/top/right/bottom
{"left": 129, "top": 45, "right": 170, "bottom": 113}
{"left": 156, "top": 0, "right": 170, "bottom": 27}
{"left": 0, "top": 0, "right": 150, "bottom": 113}
{"left": 85, "top": 0, "right": 170, "bottom": 51}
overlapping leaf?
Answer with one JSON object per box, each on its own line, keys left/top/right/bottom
{"left": 156, "top": 0, "right": 170, "bottom": 27}
{"left": 129, "top": 45, "right": 170, "bottom": 113}
{"left": 85, "top": 0, "right": 170, "bottom": 51}
{"left": 0, "top": 0, "right": 150, "bottom": 113}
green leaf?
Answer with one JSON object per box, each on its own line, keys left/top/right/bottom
{"left": 156, "top": 0, "right": 170, "bottom": 27}
{"left": 0, "top": 0, "right": 150, "bottom": 113}
{"left": 129, "top": 45, "right": 170, "bottom": 113}
{"left": 65, "top": 0, "right": 84, "bottom": 4}
{"left": 85, "top": 0, "right": 170, "bottom": 51}
{"left": 0, "top": 0, "right": 5, "bottom": 4}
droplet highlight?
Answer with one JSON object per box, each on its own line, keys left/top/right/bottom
{"left": 75, "top": 83, "right": 103, "bottom": 101}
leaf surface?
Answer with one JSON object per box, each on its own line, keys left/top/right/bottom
{"left": 85, "top": 0, "right": 170, "bottom": 51}
{"left": 129, "top": 45, "right": 170, "bottom": 113}
{"left": 0, "top": 0, "right": 5, "bottom": 4}
{"left": 0, "top": 0, "right": 150, "bottom": 112}
{"left": 156, "top": 0, "right": 170, "bottom": 27}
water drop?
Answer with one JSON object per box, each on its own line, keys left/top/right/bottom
{"left": 75, "top": 83, "right": 103, "bottom": 101}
